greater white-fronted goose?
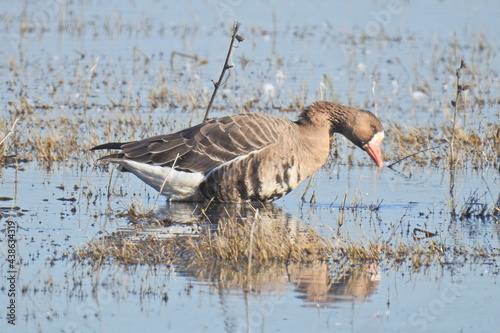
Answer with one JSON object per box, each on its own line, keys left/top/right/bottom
{"left": 91, "top": 101, "right": 384, "bottom": 202}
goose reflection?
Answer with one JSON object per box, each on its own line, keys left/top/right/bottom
{"left": 289, "top": 261, "right": 380, "bottom": 305}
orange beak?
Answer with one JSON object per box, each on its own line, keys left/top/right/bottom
{"left": 364, "top": 131, "right": 384, "bottom": 168}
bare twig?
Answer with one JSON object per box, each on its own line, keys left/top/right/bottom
{"left": 450, "top": 58, "right": 468, "bottom": 169}
{"left": 152, "top": 153, "right": 180, "bottom": 210}
{"left": 449, "top": 58, "right": 468, "bottom": 220}
{"left": 388, "top": 60, "right": 469, "bottom": 171}
{"left": 387, "top": 144, "right": 444, "bottom": 169}
{"left": 0, "top": 118, "right": 20, "bottom": 147}
{"left": 170, "top": 51, "right": 207, "bottom": 71}
{"left": 413, "top": 227, "right": 437, "bottom": 239}
{"left": 203, "top": 22, "right": 243, "bottom": 123}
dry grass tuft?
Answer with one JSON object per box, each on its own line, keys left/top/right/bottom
{"left": 73, "top": 235, "right": 180, "bottom": 266}
{"left": 74, "top": 208, "right": 334, "bottom": 268}
{"left": 190, "top": 210, "right": 333, "bottom": 265}
{"left": 384, "top": 122, "right": 499, "bottom": 169}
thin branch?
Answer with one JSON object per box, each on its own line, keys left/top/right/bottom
{"left": 0, "top": 118, "right": 20, "bottom": 147}
{"left": 170, "top": 51, "right": 207, "bottom": 71}
{"left": 152, "top": 153, "right": 180, "bottom": 210}
{"left": 389, "top": 59, "right": 469, "bottom": 171}
{"left": 413, "top": 227, "right": 437, "bottom": 239}
{"left": 450, "top": 58, "right": 468, "bottom": 169}
{"left": 387, "top": 144, "right": 444, "bottom": 169}
{"left": 203, "top": 22, "right": 243, "bottom": 123}
{"left": 449, "top": 58, "right": 468, "bottom": 220}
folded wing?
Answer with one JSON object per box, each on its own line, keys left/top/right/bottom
{"left": 92, "top": 113, "right": 289, "bottom": 174}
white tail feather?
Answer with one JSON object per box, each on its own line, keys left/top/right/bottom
{"left": 113, "top": 160, "right": 204, "bottom": 201}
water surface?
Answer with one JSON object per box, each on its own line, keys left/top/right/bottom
{"left": 1, "top": 0, "right": 499, "bottom": 332}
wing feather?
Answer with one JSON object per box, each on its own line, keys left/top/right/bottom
{"left": 94, "top": 113, "right": 292, "bottom": 174}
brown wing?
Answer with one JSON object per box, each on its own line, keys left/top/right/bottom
{"left": 92, "top": 113, "right": 291, "bottom": 174}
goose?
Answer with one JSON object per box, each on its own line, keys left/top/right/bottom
{"left": 91, "top": 101, "right": 384, "bottom": 202}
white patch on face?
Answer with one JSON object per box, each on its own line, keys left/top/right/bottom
{"left": 363, "top": 130, "right": 385, "bottom": 168}
{"left": 367, "top": 131, "right": 385, "bottom": 147}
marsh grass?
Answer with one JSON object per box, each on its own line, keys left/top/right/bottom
{"left": 3, "top": 10, "right": 499, "bottom": 278}
{"left": 459, "top": 190, "right": 494, "bottom": 220}
{"left": 4, "top": 99, "right": 497, "bottom": 170}
{"left": 74, "top": 235, "right": 178, "bottom": 266}
{"left": 2, "top": 23, "right": 499, "bottom": 171}
{"left": 192, "top": 210, "right": 333, "bottom": 265}
{"left": 384, "top": 122, "right": 499, "bottom": 169}
{"left": 0, "top": 30, "right": 500, "bottom": 169}
{"left": 72, "top": 204, "right": 499, "bottom": 274}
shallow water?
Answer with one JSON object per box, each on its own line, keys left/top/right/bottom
{"left": 1, "top": 163, "right": 499, "bottom": 332}
{"left": 1, "top": 0, "right": 500, "bottom": 332}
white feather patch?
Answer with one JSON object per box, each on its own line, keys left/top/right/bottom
{"left": 115, "top": 160, "right": 205, "bottom": 201}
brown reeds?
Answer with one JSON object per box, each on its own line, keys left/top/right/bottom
{"left": 193, "top": 210, "right": 333, "bottom": 265}
{"left": 2, "top": 52, "right": 497, "bottom": 171}
{"left": 72, "top": 204, "right": 499, "bottom": 273}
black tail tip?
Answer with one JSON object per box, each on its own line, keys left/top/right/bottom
{"left": 90, "top": 142, "right": 124, "bottom": 151}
